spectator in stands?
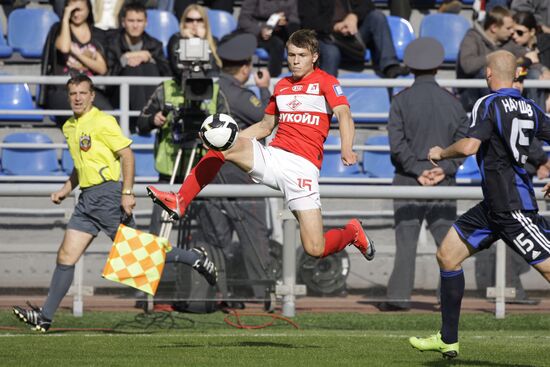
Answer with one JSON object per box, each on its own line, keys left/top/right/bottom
{"left": 91, "top": 0, "right": 124, "bottom": 35}
{"left": 238, "top": 0, "right": 299, "bottom": 77}
{"left": 512, "top": 0, "right": 550, "bottom": 34}
{"left": 167, "top": 4, "right": 222, "bottom": 80}
{"left": 298, "top": 0, "right": 409, "bottom": 78}
{"left": 512, "top": 11, "right": 550, "bottom": 110}
{"left": 378, "top": 38, "right": 469, "bottom": 312}
{"left": 39, "top": 0, "right": 113, "bottom": 126}
{"left": 456, "top": 6, "right": 522, "bottom": 111}
{"left": 174, "top": 1, "right": 234, "bottom": 20}
{"left": 2, "top": 0, "right": 29, "bottom": 17}
{"left": 106, "top": 1, "right": 171, "bottom": 132}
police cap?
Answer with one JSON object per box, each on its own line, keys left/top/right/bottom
{"left": 217, "top": 32, "right": 258, "bottom": 62}
{"left": 403, "top": 37, "right": 445, "bottom": 71}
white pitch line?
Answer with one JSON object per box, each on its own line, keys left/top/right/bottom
{"left": 0, "top": 333, "right": 549, "bottom": 339}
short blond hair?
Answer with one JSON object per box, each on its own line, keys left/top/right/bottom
{"left": 486, "top": 50, "right": 517, "bottom": 82}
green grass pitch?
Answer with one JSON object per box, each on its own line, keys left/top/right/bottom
{"left": 1, "top": 311, "right": 549, "bottom": 366}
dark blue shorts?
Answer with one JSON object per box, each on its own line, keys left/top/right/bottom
{"left": 453, "top": 201, "right": 550, "bottom": 265}
{"left": 67, "top": 181, "right": 135, "bottom": 240}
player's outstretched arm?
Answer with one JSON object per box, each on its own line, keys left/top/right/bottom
{"left": 239, "top": 113, "right": 277, "bottom": 141}
{"left": 429, "top": 137, "right": 481, "bottom": 165}
{"left": 333, "top": 104, "right": 357, "bottom": 165}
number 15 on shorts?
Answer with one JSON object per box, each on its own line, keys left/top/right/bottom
{"left": 297, "top": 178, "right": 312, "bottom": 191}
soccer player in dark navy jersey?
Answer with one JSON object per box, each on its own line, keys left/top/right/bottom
{"left": 409, "top": 50, "right": 550, "bottom": 359}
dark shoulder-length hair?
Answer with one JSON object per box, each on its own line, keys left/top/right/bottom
{"left": 513, "top": 11, "right": 541, "bottom": 34}
{"left": 63, "top": 0, "right": 95, "bottom": 25}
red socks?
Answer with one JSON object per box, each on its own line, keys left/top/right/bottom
{"left": 322, "top": 222, "right": 357, "bottom": 257}
{"left": 177, "top": 150, "right": 225, "bottom": 205}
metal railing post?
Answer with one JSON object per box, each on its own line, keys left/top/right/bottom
{"left": 120, "top": 82, "right": 130, "bottom": 136}
{"left": 73, "top": 257, "right": 84, "bottom": 317}
{"left": 495, "top": 241, "right": 507, "bottom": 319}
{"left": 278, "top": 210, "right": 306, "bottom": 317}
{"left": 281, "top": 212, "right": 298, "bottom": 317}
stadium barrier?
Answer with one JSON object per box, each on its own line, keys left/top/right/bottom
{"left": 1, "top": 75, "right": 550, "bottom": 136}
{"left": 1, "top": 183, "right": 543, "bottom": 318}
{"left": 2, "top": 76, "right": 550, "bottom": 318}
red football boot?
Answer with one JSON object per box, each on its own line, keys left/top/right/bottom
{"left": 347, "top": 219, "right": 376, "bottom": 261}
{"left": 146, "top": 186, "right": 186, "bottom": 220}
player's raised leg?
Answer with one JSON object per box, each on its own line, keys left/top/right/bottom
{"left": 532, "top": 256, "right": 550, "bottom": 281}
{"left": 147, "top": 119, "right": 261, "bottom": 220}
{"left": 294, "top": 209, "right": 375, "bottom": 260}
{"left": 409, "top": 226, "right": 473, "bottom": 359}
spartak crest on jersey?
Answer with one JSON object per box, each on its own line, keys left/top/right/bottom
{"left": 286, "top": 96, "right": 302, "bottom": 110}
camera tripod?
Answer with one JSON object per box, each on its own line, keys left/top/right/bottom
{"left": 146, "top": 140, "right": 277, "bottom": 312}
{"left": 146, "top": 139, "right": 201, "bottom": 312}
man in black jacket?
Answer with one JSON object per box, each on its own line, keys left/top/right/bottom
{"left": 238, "top": 0, "right": 300, "bottom": 77}
{"left": 106, "top": 2, "right": 171, "bottom": 132}
{"left": 298, "top": 0, "right": 408, "bottom": 77}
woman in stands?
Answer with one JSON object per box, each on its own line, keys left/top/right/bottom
{"left": 167, "top": 4, "right": 222, "bottom": 78}
{"left": 512, "top": 10, "right": 550, "bottom": 111}
{"left": 39, "top": 0, "right": 113, "bottom": 126}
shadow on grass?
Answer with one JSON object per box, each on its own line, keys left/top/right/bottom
{"left": 157, "top": 341, "right": 322, "bottom": 349}
{"left": 423, "top": 360, "right": 537, "bottom": 367}
{"left": 357, "top": 300, "right": 439, "bottom": 312}
{"left": 112, "top": 312, "right": 196, "bottom": 331}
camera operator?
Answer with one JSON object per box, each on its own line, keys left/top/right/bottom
{"left": 136, "top": 66, "right": 217, "bottom": 236}
{"left": 135, "top": 36, "right": 218, "bottom": 309}
{"left": 196, "top": 32, "right": 273, "bottom": 306}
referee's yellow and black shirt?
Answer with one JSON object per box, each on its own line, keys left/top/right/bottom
{"left": 63, "top": 107, "right": 132, "bottom": 188}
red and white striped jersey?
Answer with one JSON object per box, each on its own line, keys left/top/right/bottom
{"left": 265, "top": 68, "right": 349, "bottom": 169}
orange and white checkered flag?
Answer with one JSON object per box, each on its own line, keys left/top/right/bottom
{"left": 101, "top": 224, "right": 172, "bottom": 296}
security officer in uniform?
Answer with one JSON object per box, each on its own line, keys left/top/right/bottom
{"left": 378, "top": 38, "right": 469, "bottom": 311}
{"left": 196, "top": 32, "right": 273, "bottom": 305}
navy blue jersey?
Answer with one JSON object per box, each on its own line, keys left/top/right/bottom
{"left": 468, "top": 88, "right": 550, "bottom": 212}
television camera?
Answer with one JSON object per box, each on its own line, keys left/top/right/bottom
{"left": 165, "top": 38, "right": 214, "bottom": 145}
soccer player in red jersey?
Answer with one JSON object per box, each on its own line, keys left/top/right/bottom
{"left": 147, "top": 29, "right": 374, "bottom": 261}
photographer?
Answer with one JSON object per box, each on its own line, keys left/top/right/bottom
{"left": 197, "top": 33, "right": 273, "bottom": 305}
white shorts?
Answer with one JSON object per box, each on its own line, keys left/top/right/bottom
{"left": 248, "top": 139, "right": 321, "bottom": 211}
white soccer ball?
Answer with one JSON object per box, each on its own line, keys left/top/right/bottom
{"left": 199, "top": 113, "right": 239, "bottom": 151}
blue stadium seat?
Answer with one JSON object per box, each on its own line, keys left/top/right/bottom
{"left": 145, "top": 9, "right": 179, "bottom": 57}
{"left": 1, "top": 133, "right": 63, "bottom": 176}
{"left": 0, "top": 35, "right": 13, "bottom": 58}
{"left": 255, "top": 47, "right": 287, "bottom": 61}
{"left": 0, "top": 16, "right": 12, "bottom": 58}
{"left": 362, "top": 135, "right": 394, "bottom": 178}
{"left": 61, "top": 148, "right": 74, "bottom": 174}
{"left": 419, "top": 14, "right": 470, "bottom": 63}
{"left": 0, "top": 25, "right": 12, "bottom": 58}
{"left": 131, "top": 133, "right": 158, "bottom": 177}
{"left": 320, "top": 135, "right": 362, "bottom": 177}
{"left": 207, "top": 9, "right": 237, "bottom": 40}
{"left": 339, "top": 73, "right": 390, "bottom": 124}
{"left": 0, "top": 80, "right": 43, "bottom": 121}
{"left": 386, "top": 15, "right": 415, "bottom": 61}
{"left": 255, "top": 48, "right": 269, "bottom": 60}
{"left": 456, "top": 155, "right": 481, "bottom": 181}
{"left": 7, "top": 8, "right": 59, "bottom": 58}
